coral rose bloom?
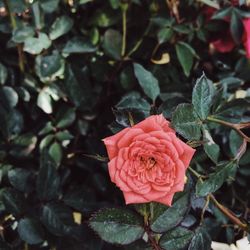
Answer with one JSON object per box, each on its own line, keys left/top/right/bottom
{"left": 103, "top": 114, "right": 195, "bottom": 206}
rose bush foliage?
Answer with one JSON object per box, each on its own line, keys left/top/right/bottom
{"left": 0, "top": 0, "right": 250, "bottom": 250}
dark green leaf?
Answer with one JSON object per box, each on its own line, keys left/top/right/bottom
{"left": 116, "top": 92, "right": 151, "bottom": 113}
{"left": 36, "top": 151, "right": 60, "bottom": 201}
{"left": 1, "top": 188, "right": 26, "bottom": 215}
{"left": 175, "top": 42, "right": 196, "bottom": 77}
{"left": 63, "top": 37, "right": 96, "bottom": 54}
{"left": 49, "top": 15, "right": 73, "bottom": 40}
{"left": 230, "top": 11, "right": 243, "bottom": 44}
{"left": 24, "top": 33, "right": 51, "bottom": 55}
{"left": 150, "top": 192, "right": 190, "bottom": 233}
{"left": 55, "top": 107, "right": 76, "bottom": 128}
{"left": 12, "top": 26, "right": 35, "bottom": 43}
{"left": 192, "top": 74, "right": 215, "bottom": 120}
{"left": 49, "top": 142, "right": 63, "bottom": 167}
{"left": 160, "top": 227, "right": 194, "bottom": 250}
{"left": 0, "top": 63, "right": 7, "bottom": 84}
{"left": 196, "top": 161, "right": 238, "bottom": 197}
{"left": 40, "top": 0, "right": 60, "bottom": 13}
{"left": 18, "top": 218, "right": 44, "bottom": 245}
{"left": 157, "top": 27, "right": 174, "bottom": 44}
{"left": 229, "top": 130, "right": 243, "bottom": 157}
{"left": 212, "top": 7, "right": 232, "bottom": 20}
{"left": 2, "top": 87, "right": 18, "bottom": 108}
{"left": 103, "top": 29, "right": 122, "bottom": 60}
{"left": 41, "top": 202, "right": 74, "bottom": 236}
{"left": 89, "top": 208, "right": 144, "bottom": 245}
{"left": 188, "top": 227, "right": 211, "bottom": 250}
{"left": 133, "top": 63, "right": 160, "bottom": 102}
{"left": 171, "top": 103, "right": 202, "bottom": 140}
{"left": 203, "top": 127, "right": 220, "bottom": 163}
{"left": 37, "top": 89, "right": 53, "bottom": 114}
{"left": 8, "top": 168, "right": 32, "bottom": 193}
{"left": 36, "top": 52, "right": 65, "bottom": 79}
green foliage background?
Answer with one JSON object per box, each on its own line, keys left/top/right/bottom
{"left": 0, "top": 0, "right": 250, "bottom": 249}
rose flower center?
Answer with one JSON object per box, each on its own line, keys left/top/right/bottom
{"left": 140, "top": 156, "right": 156, "bottom": 170}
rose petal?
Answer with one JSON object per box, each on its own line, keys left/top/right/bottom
{"left": 123, "top": 191, "right": 149, "bottom": 204}
{"left": 114, "top": 171, "right": 131, "bottom": 192}
{"left": 108, "top": 158, "right": 117, "bottom": 182}
{"left": 145, "top": 189, "right": 168, "bottom": 200}
{"left": 117, "top": 128, "right": 143, "bottom": 148}
{"left": 103, "top": 128, "right": 129, "bottom": 159}
{"left": 177, "top": 139, "right": 196, "bottom": 168}
{"left": 151, "top": 183, "right": 172, "bottom": 192}
{"left": 155, "top": 192, "right": 175, "bottom": 206}
{"left": 134, "top": 115, "right": 170, "bottom": 133}
{"left": 174, "top": 160, "right": 186, "bottom": 184}
{"left": 126, "top": 176, "right": 151, "bottom": 194}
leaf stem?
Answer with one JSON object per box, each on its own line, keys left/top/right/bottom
{"left": 188, "top": 166, "right": 206, "bottom": 179}
{"left": 209, "top": 194, "right": 248, "bottom": 231}
{"left": 126, "top": 22, "right": 152, "bottom": 57}
{"left": 3, "top": 0, "right": 25, "bottom": 72}
{"left": 206, "top": 116, "right": 250, "bottom": 142}
{"left": 188, "top": 166, "right": 249, "bottom": 232}
{"left": 121, "top": 3, "right": 128, "bottom": 57}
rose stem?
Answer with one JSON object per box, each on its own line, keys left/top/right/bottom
{"left": 188, "top": 167, "right": 249, "bottom": 232}
{"left": 3, "top": 0, "right": 25, "bottom": 72}
{"left": 121, "top": 2, "right": 128, "bottom": 57}
{"left": 206, "top": 116, "right": 250, "bottom": 143}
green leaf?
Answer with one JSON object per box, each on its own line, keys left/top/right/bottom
{"left": 12, "top": 26, "right": 35, "bottom": 43}
{"left": 18, "top": 218, "right": 44, "bottom": 245}
{"left": 196, "top": 161, "right": 237, "bottom": 197}
{"left": 171, "top": 103, "right": 202, "bottom": 140}
{"left": 103, "top": 29, "right": 122, "bottom": 60}
{"left": 49, "top": 142, "right": 63, "bottom": 167}
{"left": 9, "top": 0, "right": 27, "bottom": 13}
{"left": 230, "top": 11, "right": 243, "bottom": 44}
{"left": 89, "top": 208, "right": 144, "bottom": 245}
{"left": 157, "top": 27, "right": 174, "bottom": 44}
{"left": 116, "top": 92, "right": 151, "bottom": 114}
{"left": 31, "top": 1, "right": 44, "bottom": 30}
{"left": 40, "top": 0, "right": 60, "bottom": 13}
{"left": 41, "top": 202, "right": 74, "bottom": 236}
{"left": 36, "top": 151, "right": 60, "bottom": 201}
{"left": 0, "top": 109, "right": 24, "bottom": 139}
{"left": 229, "top": 130, "right": 243, "bottom": 157}
{"left": 159, "top": 227, "right": 194, "bottom": 250}
{"left": 192, "top": 74, "right": 215, "bottom": 120}
{"left": 62, "top": 37, "right": 96, "bottom": 54}
{"left": 150, "top": 192, "right": 190, "bottom": 233}
{"left": 79, "top": 0, "right": 92, "bottom": 4}
{"left": 173, "top": 24, "right": 190, "bottom": 34}
{"left": 8, "top": 168, "right": 32, "bottom": 193}
{"left": 133, "top": 63, "right": 160, "bottom": 102}
{"left": 35, "top": 52, "right": 65, "bottom": 82}
{"left": 175, "top": 42, "right": 196, "bottom": 77}
{"left": 24, "top": 33, "right": 51, "bottom": 55}
{"left": 188, "top": 227, "right": 211, "bottom": 250}
{"left": 203, "top": 127, "right": 220, "bottom": 163}
{"left": 55, "top": 107, "right": 76, "bottom": 129}
{"left": 55, "top": 130, "right": 74, "bottom": 141}
{"left": 49, "top": 16, "right": 73, "bottom": 40}
{"left": 211, "top": 7, "right": 232, "bottom": 20}
{"left": 1, "top": 188, "right": 26, "bottom": 215}
{"left": 40, "top": 134, "right": 54, "bottom": 150}
{"left": 2, "top": 86, "right": 18, "bottom": 108}
{"left": 37, "top": 89, "right": 53, "bottom": 114}
{"left": 0, "top": 63, "right": 7, "bottom": 84}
